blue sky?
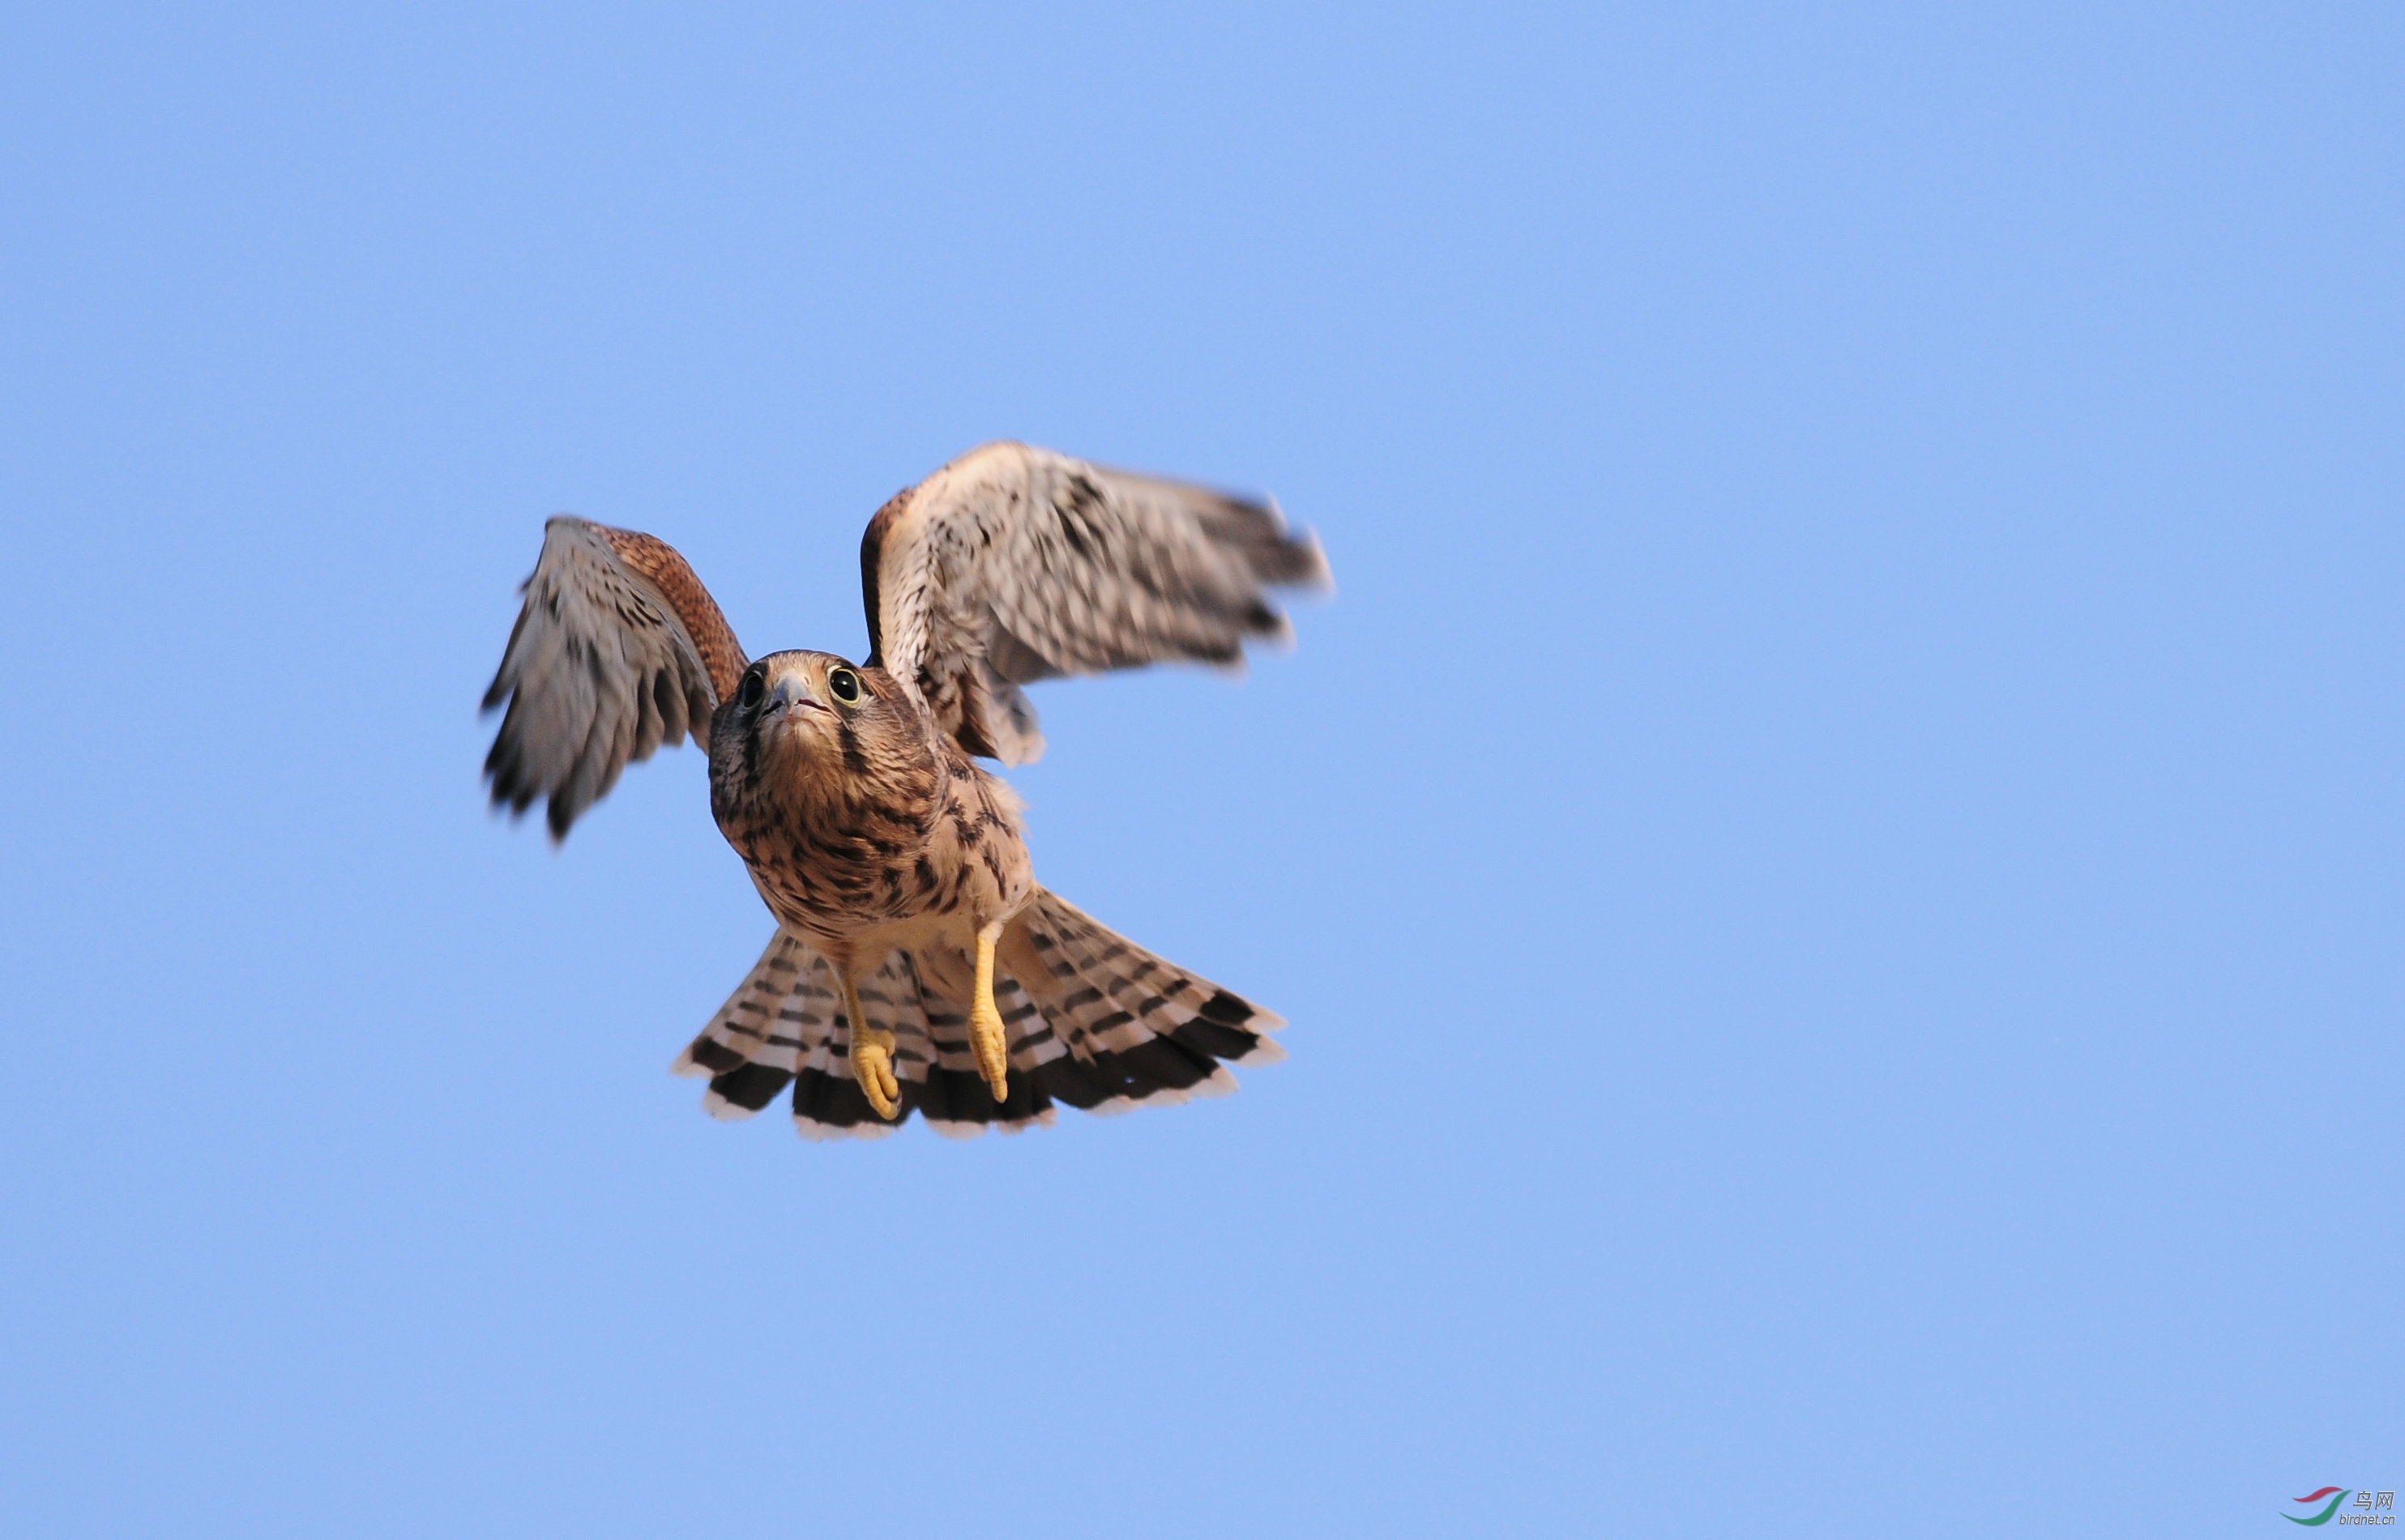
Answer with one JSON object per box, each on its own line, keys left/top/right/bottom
{"left": 2, "top": 4, "right": 2398, "bottom": 1534}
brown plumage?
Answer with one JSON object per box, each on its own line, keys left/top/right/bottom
{"left": 479, "top": 442, "right": 1330, "bottom": 1137}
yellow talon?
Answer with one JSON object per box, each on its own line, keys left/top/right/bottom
{"left": 969, "top": 921, "right": 1010, "bottom": 1103}
{"left": 844, "top": 976, "right": 901, "bottom": 1120}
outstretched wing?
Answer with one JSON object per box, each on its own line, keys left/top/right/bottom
{"left": 858, "top": 442, "right": 1331, "bottom": 764}
{"left": 481, "top": 517, "right": 749, "bottom": 840}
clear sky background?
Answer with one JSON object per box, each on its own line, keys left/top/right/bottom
{"left": 2, "top": 4, "right": 2398, "bottom": 1535}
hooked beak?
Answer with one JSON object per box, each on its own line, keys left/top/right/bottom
{"left": 760, "top": 673, "right": 824, "bottom": 724}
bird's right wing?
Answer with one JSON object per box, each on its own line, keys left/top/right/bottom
{"left": 859, "top": 442, "right": 1331, "bottom": 764}
{"left": 481, "top": 517, "right": 749, "bottom": 840}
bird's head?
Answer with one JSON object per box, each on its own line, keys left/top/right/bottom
{"left": 709, "top": 649, "right": 932, "bottom": 811}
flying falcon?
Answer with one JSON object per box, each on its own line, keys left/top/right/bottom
{"left": 480, "top": 442, "right": 1330, "bottom": 1138}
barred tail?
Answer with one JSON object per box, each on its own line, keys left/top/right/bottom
{"left": 670, "top": 889, "right": 1285, "bottom": 1141}
{"left": 997, "top": 888, "right": 1286, "bottom": 1116}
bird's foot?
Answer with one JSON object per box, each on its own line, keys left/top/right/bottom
{"left": 844, "top": 976, "right": 902, "bottom": 1120}
{"left": 969, "top": 996, "right": 1010, "bottom": 1104}
{"left": 970, "top": 920, "right": 1010, "bottom": 1103}
{"left": 852, "top": 1025, "right": 901, "bottom": 1120}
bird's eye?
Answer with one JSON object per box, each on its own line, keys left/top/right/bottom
{"left": 827, "top": 668, "right": 861, "bottom": 703}
{"left": 737, "top": 671, "right": 766, "bottom": 711}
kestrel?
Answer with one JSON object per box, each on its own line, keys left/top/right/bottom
{"left": 480, "top": 442, "right": 1330, "bottom": 1138}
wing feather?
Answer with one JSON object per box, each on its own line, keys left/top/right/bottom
{"left": 481, "top": 516, "right": 747, "bottom": 839}
{"left": 860, "top": 442, "right": 1329, "bottom": 763}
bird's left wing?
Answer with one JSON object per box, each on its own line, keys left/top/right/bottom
{"left": 481, "top": 517, "right": 748, "bottom": 840}
{"left": 860, "top": 441, "right": 1331, "bottom": 764}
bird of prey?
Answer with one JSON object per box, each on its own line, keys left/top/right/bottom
{"left": 480, "top": 442, "right": 1330, "bottom": 1139}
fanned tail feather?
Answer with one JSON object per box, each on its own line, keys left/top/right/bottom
{"left": 669, "top": 929, "right": 819, "bottom": 1116}
{"left": 669, "top": 889, "right": 1284, "bottom": 1140}
{"left": 998, "top": 889, "right": 1285, "bottom": 1117}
